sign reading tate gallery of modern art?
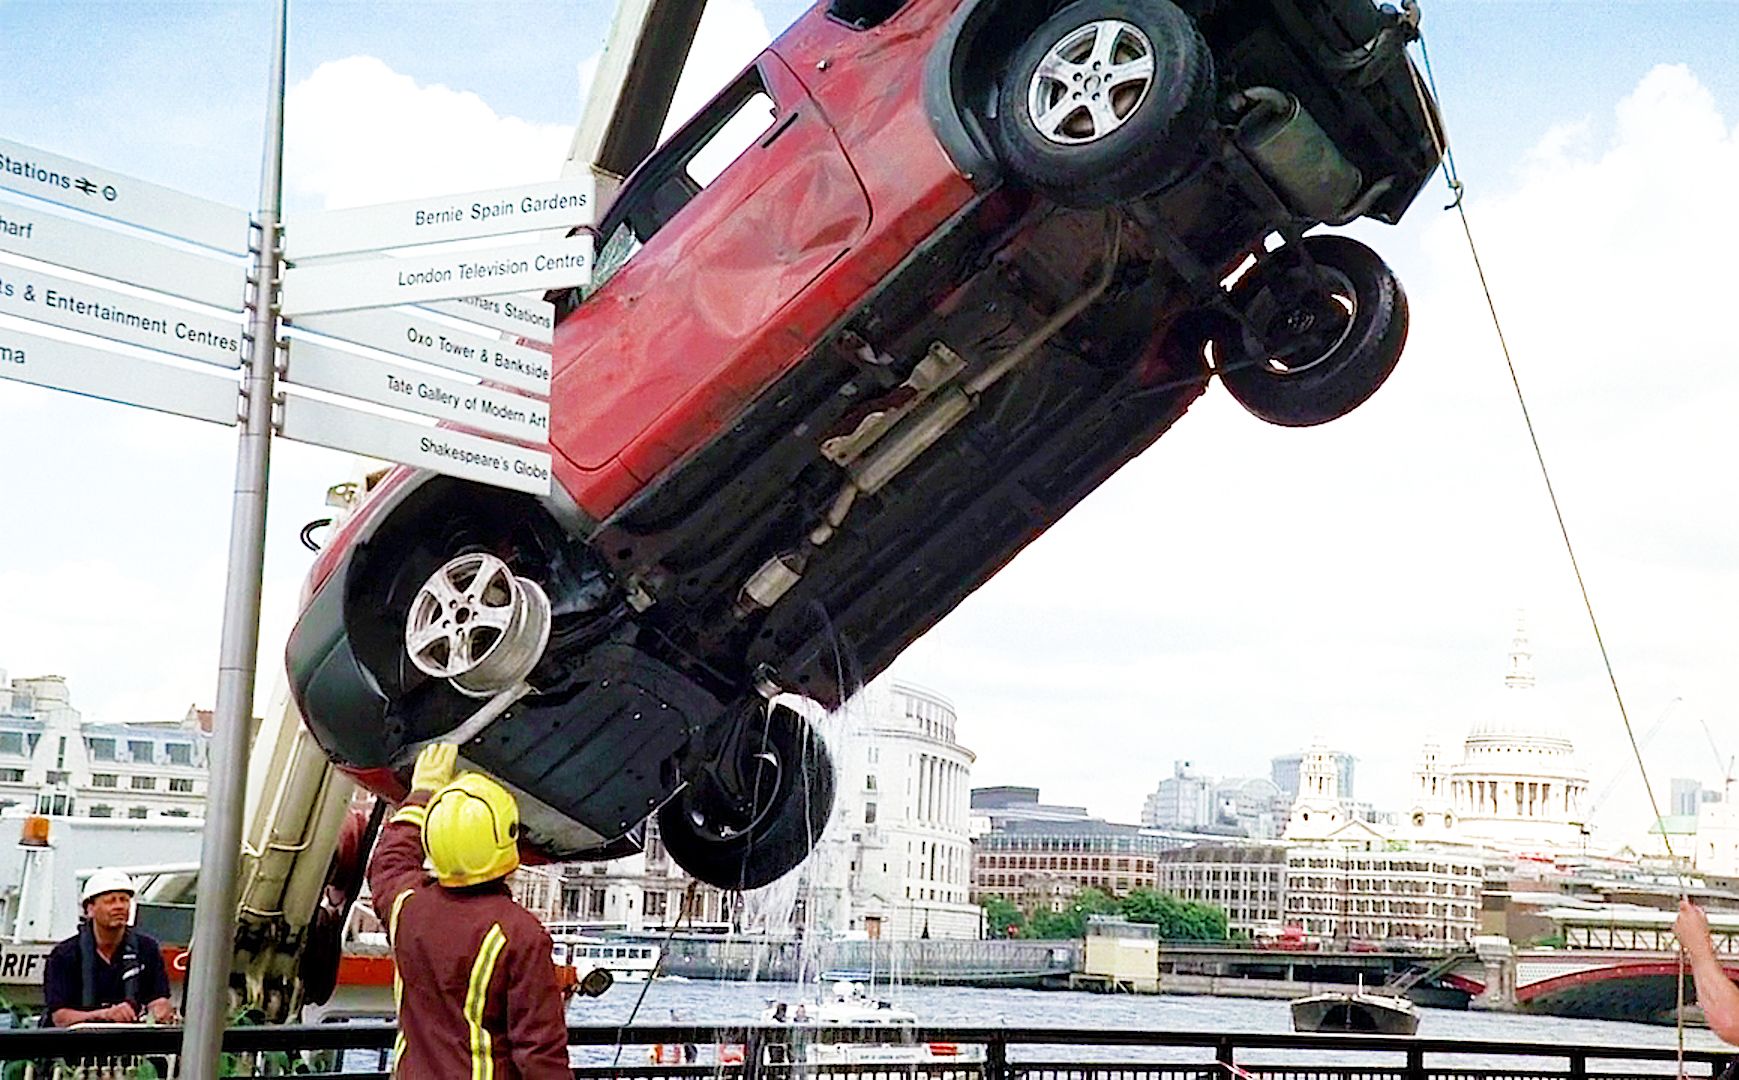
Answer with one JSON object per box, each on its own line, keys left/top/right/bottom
{"left": 0, "top": 134, "right": 594, "bottom": 495}
{"left": 276, "top": 177, "right": 594, "bottom": 495}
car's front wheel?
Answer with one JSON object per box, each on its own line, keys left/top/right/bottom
{"left": 1215, "top": 234, "right": 1410, "bottom": 427}
{"left": 992, "top": 0, "right": 1214, "bottom": 207}
{"left": 657, "top": 703, "right": 835, "bottom": 890}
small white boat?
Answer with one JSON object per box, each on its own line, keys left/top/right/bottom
{"left": 760, "top": 981, "right": 985, "bottom": 1065}
{"left": 1290, "top": 989, "right": 1420, "bottom": 1035}
{"left": 548, "top": 934, "right": 661, "bottom": 983}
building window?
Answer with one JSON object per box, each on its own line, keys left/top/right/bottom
{"left": 865, "top": 775, "right": 877, "bottom": 791}
{"left": 645, "top": 891, "right": 668, "bottom": 918}
{"left": 128, "top": 740, "right": 154, "bottom": 764}
{"left": 37, "top": 793, "right": 73, "bottom": 815}
{"left": 128, "top": 807, "right": 148, "bottom": 820}
{"left": 169, "top": 778, "right": 194, "bottom": 793}
{"left": 45, "top": 770, "right": 70, "bottom": 785}
{"left": 0, "top": 732, "right": 27, "bottom": 756}
{"left": 131, "top": 776, "right": 156, "bottom": 791}
{"left": 87, "top": 737, "right": 116, "bottom": 761}
{"left": 864, "top": 803, "right": 878, "bottom": 825}
{"left": 0, "top": 768, "right": 23, "bottom": 783}
{"left": 92, "top": 774, "right": 118, "bottom": 789}
{"left": 89, "top": 806, "right": 112, "bottom": 818}
{"left": 163, "top": 809, "right": 191, "bottom": 818}
{"left": 166, "top": 743, "right": 194, "bottom": 766}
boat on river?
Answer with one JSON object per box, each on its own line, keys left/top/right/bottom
{"left": 1290, "top": 988, "right": 1420, "bottom": 1035}
{"left": 761, "top": 981, "right": 985, "bottom": 1064}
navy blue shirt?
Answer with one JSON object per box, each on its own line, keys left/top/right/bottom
{"left": 43, "top": 928, "right": 171, "bottom": 1024}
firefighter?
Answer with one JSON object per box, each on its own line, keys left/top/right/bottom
{"left": 368, "top": 742, "right": 570, "bottom": 1078}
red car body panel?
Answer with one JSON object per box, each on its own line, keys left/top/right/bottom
{"left": 550, "top": 4, "right": 975, "bottom": 520}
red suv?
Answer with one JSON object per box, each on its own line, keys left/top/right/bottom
{"left": 289, "top": 0, "right": 1442, "bottom": 889}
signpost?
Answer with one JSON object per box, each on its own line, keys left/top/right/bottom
{"left": 423, "top": 292, "right": 556, "bottom": 344}
{"left": 285, "top": 177, "right": 592, "bottom": 259}
{"left": 280, "top": 233, "right": 593, "bottom": 316}
{"left": 0, "top": 324, "right": 241, "bottom": 424}
{"left": 289, "top": 307, "right": 550, "bottom": 394}
{"left": 0, "top": 136, "right": 249, "bottom": 252}
{"left": 0, "top": 262, "right": 243, "bottom": 368}
{"left": 283, "top": 339, "right": 549, "bottom": 442}
{"left": 280, "top": 396, "right": 554, "bottom": 496}
{"left": 0, "top": 196, "right": 248, "bottom": 310}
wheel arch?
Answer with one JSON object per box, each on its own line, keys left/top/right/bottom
{"left": 922, "top": 0, "right": 1217, "bottom": 190}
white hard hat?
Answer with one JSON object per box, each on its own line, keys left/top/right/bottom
{"left": 80, "top": 868, "right": 136, "bottom": 905}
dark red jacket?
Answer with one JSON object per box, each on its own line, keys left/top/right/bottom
{"left": 367, "top": 790, "right": 570, "bottom": 1079}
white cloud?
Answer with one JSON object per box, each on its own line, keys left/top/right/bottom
{"left": 284, "top": 56, "right": 574, "bottom": 210}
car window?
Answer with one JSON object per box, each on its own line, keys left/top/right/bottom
{"left": 588, "top": 221, "right": 643, "bottom": 292}
{"left": 686, "top": 90, "right": 778, "bottom": 186}
{"left": 827, "top": 0, "right": 908, "bottom": 29}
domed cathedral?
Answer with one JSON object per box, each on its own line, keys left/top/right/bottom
{"left": 1413, "top": 614, "right": 1590, "bottom": 853}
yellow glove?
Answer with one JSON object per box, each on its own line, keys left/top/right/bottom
{"left": 411, "top": 742, "right": 458, "bottom": 794}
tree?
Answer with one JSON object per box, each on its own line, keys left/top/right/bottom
{"left": 1119, "top": 888, "right": 1228, "bottom": 941}
{"left": 1024, "top": 887, "right": 1119, "bottom": 939}
{"left": 981, "top": 898, "right": 1025, "bottom": 939}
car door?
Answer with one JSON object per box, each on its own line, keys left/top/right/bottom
{"left": 552, "top": 51, "right": 872, "bottom": 508}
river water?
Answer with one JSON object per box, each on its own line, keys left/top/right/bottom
{"left": 559, "top": 980, "right": 1733, "bottom": 1069}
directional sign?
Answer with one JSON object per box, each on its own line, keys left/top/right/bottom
{"left": 281, "top": 235, "right": 592, "bottom": 317}
{"left": 0, "top": 324, "right": 238, "bottom": 426}
{"left": 0, "top": 197, "right": 246, "bottom": 310}
{"left": 279, "top": 395, "right": 552, "bottom": 496}
{"left": 284, "top": 339, "right": 548, "bottom": 444}
{"left": 421, "top": 293, "right": 555, "bottom": 345}
{"left": 0, "top": 263, "right": 242, "bottom": 368}
{"left": 286, "top": 179, "right": 594, "bottom": 259}
{"left": 0, "top": 137, "right": 248, "bottom": 253}
{"left": 289, "top": 308, "right": 549, "bottom": 396}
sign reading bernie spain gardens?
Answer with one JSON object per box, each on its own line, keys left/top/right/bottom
{"left": 285, "top": 178, "right": 593, "bottom": 259}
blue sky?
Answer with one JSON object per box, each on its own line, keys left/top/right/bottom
{"left": 2, "top": 1, "right": 1737, "bottom": 845}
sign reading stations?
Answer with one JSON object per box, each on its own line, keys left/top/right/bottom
{"left": 283, "top": 339, "right": 548, "bottom": 444}
{"left": 0, "top": 137, "right": 248, "bottom": 252}
{"left": 286, "top": 178, "right": 594, "bottom": 259}
{"left": 0, "top": 263, "right": 242, "bottom": 368}
{"left": 279, "top": 395, "right": 552, "bottom": 496}
{"left": 289, "top": 308, "right": 549, "bottom": 396}
{"left": 420, "top": 293, "right": 555, "bottom": 345}
{"left": 280, "top": 235, "right": 592, "bottom": 317}
{"left": 0, "top": 324, "right": 238, "bottom": 426}
{"left": 0, "top": 197, "right": 246, "bottom": 310}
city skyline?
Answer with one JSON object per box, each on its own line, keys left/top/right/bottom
{"left": 2, "top": 3, "right": 1737, "bottom": 849}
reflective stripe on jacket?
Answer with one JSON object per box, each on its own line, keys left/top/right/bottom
{"left": 368, "top": 790, "right": 570, "bottom": 1080}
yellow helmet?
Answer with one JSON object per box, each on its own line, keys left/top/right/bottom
{"left": 423, "top": 772, "right": 521, "bottom": 887}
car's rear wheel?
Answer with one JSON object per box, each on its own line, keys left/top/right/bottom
{"left": 657, "top": 703, "right": 835, "bottom": 890}
{"left": 1215, "top": 234, "right": 1409, "bottom": 427}
{"left": 992, "top": 0, "right": 1213, "bottom": 207}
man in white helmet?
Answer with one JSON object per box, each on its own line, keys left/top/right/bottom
{"left": 42, "top": 868, "right": 174, "bottom": 1027}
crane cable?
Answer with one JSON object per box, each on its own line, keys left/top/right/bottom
{"left": 1401, "top": 27, "right": 1692, "bottom": 1074}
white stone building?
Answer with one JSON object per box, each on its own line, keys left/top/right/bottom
{"left": 1404, "top": 618, "right": 1590, "bottom": 854}
{"left": 820, "top": 679, "right": 978, "bottom": 939}
{"left": 1283, "top": 846, "right": 1482, "bottom": 944}
{"left": 0, "top": 670, "right": 212, "bottom": 821}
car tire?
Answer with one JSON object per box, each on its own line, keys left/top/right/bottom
{"left": 992, "top": 0, "right": 1214, "bottom": 207}
{"left": 657, "top": 703, "right": 836, "bottom": 891}
{"left": 1215, "top": 234, "right": 1409, "bottom": 427}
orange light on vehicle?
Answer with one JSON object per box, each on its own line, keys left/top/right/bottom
{"left": 19, "top": 815, "right": 50, "bottom": 847}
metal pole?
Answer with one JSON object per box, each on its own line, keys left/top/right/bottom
{"left": 180, "top": 0, "right": 287, "bottom": 1071}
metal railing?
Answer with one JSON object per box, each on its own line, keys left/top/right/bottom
{"left": 0, "top": 1024, "right": 1726, "bottom": 1079}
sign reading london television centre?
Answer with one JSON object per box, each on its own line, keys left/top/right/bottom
{"left": 0, "top": 137, "right": 249, "bottom": 423}
{"left": 278, "top": 178, "right": 594, "bottom": 495}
